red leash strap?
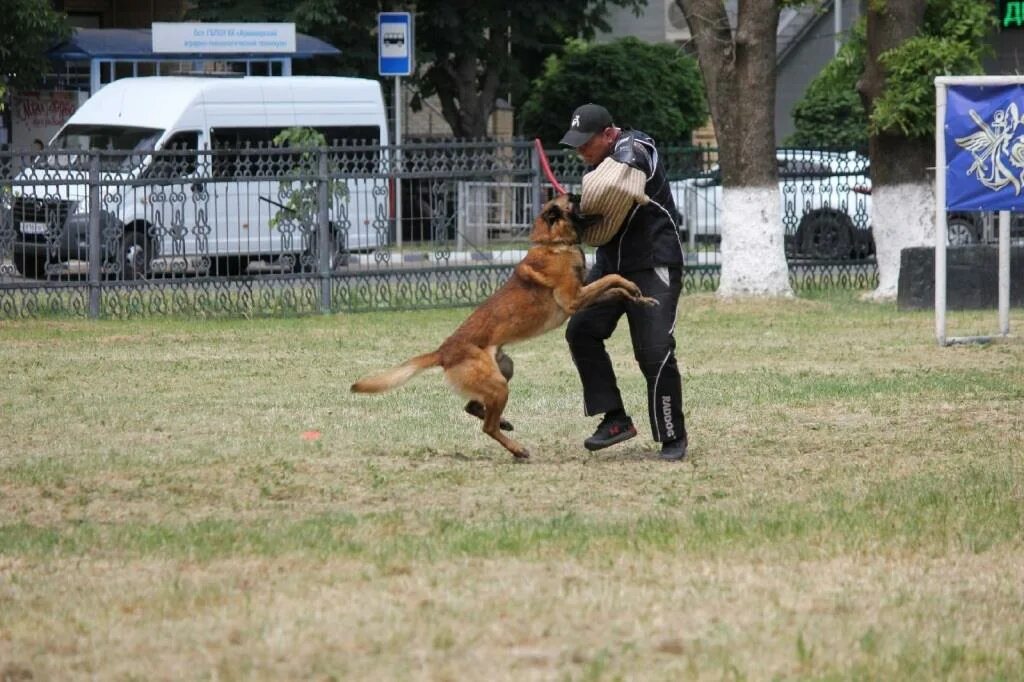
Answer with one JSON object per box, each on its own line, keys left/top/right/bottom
{"left": 534, "top": 138, "right": 567, "bottom": 195}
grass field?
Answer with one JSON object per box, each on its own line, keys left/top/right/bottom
{"left": 2, "top": 290, "right": 1023, "bottom": 680}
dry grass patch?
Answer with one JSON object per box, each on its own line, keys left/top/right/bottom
{"left": 2, "top": 552, "right": 1022, "bottom": 681}
{"left": 2, "top": 291, "right": 1023, "bottom": 679}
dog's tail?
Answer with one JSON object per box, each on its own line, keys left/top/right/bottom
{"left": 350, "top": 351, "right": 441, "bottom": 394}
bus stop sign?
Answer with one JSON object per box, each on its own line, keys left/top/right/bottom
{"left": 378, "top": 12, "right": 413, "bottom": 76}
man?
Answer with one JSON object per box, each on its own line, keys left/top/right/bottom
{"left": 559, "top": 103, "right": 689, "bottom": 461}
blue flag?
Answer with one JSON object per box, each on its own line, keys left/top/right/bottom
{"left": 945, "top": 84, "right": 1024, "bottom": 210}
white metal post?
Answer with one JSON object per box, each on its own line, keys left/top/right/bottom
{"left": 998, "top": 210, "right": 1010, "bottom": 336}
{"left": 89, "top": 59, "right": 101, "bottom": 95}
{"left": 834, "top": 0, "right": 843, "bottom": 56}
{"left": 457, "top": 182, "right": 465, "bottom": 252}
{"left": 934, "top": 82, "right": 948, "bottom": 346}
{"left": 394, "top": 76, "right": 403, "bottom": 251}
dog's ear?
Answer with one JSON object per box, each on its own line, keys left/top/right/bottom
{"left": 530, "top": 197, "right": 564, "bottom": 242}
{"left": 528, "top": 204, "right": 554, "bottom": 242}
{"left": 549, "top": 197, "right": 580, "bottom": 243}
{"left": 531, "top": 195, "right": 583, "bottom": 243}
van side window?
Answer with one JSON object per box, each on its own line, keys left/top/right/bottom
{"left": 164, "top": 131, "right": 199, "bottom": 176}
{"left": 321, "top": 126, "right": 380, "bottom": 146}
{"left": 149, "top": 131, "right": 199, "bottom": 178}
{"left": 210, "top": 126, "right": 383, "bottom": 177}
{"left": 211, "top": 128, "right": 279, "bottom": 177}
{"left": 321, "top": 126, "right": 381, "bottom": 174}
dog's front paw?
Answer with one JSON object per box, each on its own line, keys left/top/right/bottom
{"left": 621, "top": 282, "right": 644, "bottom": 298}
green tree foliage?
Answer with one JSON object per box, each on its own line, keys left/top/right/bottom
{"left": 407, "top": 0, "right": 643, "bottom": 138}
{"left": 0, "top": 0, "right": 70, "bottom": 107}
{"left": 520, "top": 38, "right": 706, "bottom": 147}
{"left": 268, "top": 127, "right": 347, "bottom": 230}
{"left": 789, "top": 0, "right": 995, "bottom": 148}
{"left": 284, "top": 0, "right": 382, "bottom": 78}
{"left": 786, "top": 25, "right": 868, "bottom": 150}
{"left": 871, "top": 0, "right": 995, "bottom": 139}
{"left": 187, "top": 0, "right": 643, "bottom": 138}
{"left": 186, "top": 0, "right": 294, "bottom": 21}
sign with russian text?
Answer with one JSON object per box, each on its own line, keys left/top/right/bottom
{"left": 378, "top": 12, "right": 413, "bottom": 76}
{"left": 152, "top": 22, "right": 296, "bottom": 54}
{"left": 945, "top": 84, "right": 1024, "bottom": 210}
{"left": 998, "top": 1, "right": 1024, "bottom": 29}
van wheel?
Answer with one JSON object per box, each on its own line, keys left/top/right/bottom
{"left": 796, "top": 209, "right": 853, "bottom": 260}
{"left": 109, "top": 230, "right": 151, "bottom": 280}
{"left": 297, "top": 227, "right": 349, "bottom": 273}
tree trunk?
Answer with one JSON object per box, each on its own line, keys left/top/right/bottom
{"left": 427, "top": 18, "right": 509, "bottom": 139}
{"left": 679, "top": 0, "right": 791, "bottom": 297}
{"left": 857, "top": 0, "right": 933, "bottom": 300}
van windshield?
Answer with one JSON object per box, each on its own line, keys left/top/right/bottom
{"left": 45, "top": 124, "right": 164, "bottom": 171}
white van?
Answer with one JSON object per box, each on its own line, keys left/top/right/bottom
{"left": 10, "top": 75, "right": 390, "bottom": 278}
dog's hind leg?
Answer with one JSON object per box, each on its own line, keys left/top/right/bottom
{"left": 479, "top": 380, "right": 529, "bottom": 459}
{"left": 464, "top": 400, "right": 514, "bottom": 431}
{"left": 494, "top": 347, "right": 514, "bottom": 381}
{"left": 448, "top": 349, "right": 529, "bottom": 459}
{"left": 463, "top": 347, "right": 515, "bottom": 431}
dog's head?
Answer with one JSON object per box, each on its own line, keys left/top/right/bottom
{"left": 528, "top": 193, "right": 602, "bottom": 245}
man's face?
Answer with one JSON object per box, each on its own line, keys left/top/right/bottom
{"left": 575, "top": 127, "right": 615, "bottom": 166}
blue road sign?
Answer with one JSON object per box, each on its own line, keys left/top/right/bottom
{"left": 378, "top": 12, "right": 413, "bottom": 77}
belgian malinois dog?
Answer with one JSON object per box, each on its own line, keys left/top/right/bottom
{"left": 350, "top": 193, "right": 656, "bottom": 459}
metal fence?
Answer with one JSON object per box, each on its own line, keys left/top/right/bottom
{"left": 0, "top": 141, "right": 877, "bottom": 319}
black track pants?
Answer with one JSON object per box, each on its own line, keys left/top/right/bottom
{"left": 565, "top": 267, "right": 686, "bottom": 443}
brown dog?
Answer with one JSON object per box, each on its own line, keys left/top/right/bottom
{"left": 350, "top": 194, "right": 656, "bottom": 459}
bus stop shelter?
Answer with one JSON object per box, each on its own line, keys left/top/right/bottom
{"left": 46, "top": 27, "right": 341, "bottom": 96}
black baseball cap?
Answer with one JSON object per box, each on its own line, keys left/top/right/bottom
{"left": 559, "top": 103, "right": 613, "bottom": 147}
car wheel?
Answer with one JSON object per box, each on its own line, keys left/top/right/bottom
{"left": 851, "top": 227, "right": 876, "bottom": 259}
{"left": 946, "top": 215, "right": 980, "bottom": 246}
{"left": 12, "top": 251, "right": 49, "bottom": 279}
{"left": 796, "top": 209, "right": 854, "bottom": 260}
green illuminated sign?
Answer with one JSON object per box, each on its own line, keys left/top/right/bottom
{"left": 1001, "top": 0, "right": 1024, "bottom": 28}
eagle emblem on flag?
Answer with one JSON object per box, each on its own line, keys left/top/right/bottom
{"left": 954, "top": 102, "right": 1024, "bottom": 195}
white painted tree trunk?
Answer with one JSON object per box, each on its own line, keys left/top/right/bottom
{"left": 866, "top": 182, "right": 934, "bottom": 301}
{"left": 718, "top": 186, "right": 794, "bottom": 298}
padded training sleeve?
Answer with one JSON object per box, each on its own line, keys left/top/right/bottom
{"left": 579, "top": 157, "right": 649, "bottom": 246}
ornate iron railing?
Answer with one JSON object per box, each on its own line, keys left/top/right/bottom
{"left": 0, "top": 142, "right": 878, "bottom": 319}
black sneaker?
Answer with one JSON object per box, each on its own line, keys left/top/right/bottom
{"left": 584, "top": 414, "right": 637, "bottom": 451}
{"left": 658, "top": 437, "right": 688, "bottom": 461}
